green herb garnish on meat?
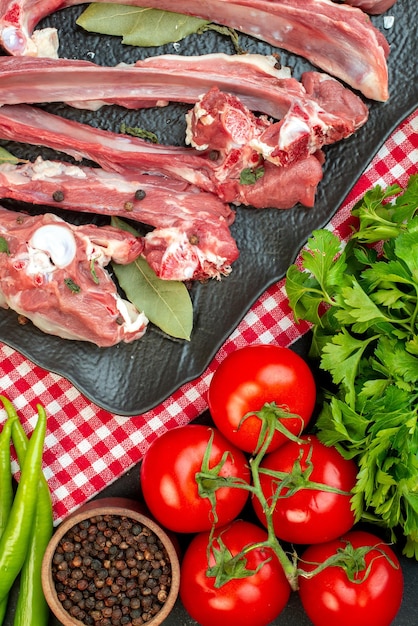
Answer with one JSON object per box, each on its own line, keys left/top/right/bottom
{"left": 285, "top": 174, "right": 418, "bottom": 559}
{"left": 0, "top": 237, "right": 9, "bottom": 254}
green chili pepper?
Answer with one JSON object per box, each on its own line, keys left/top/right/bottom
{"left": 0, "top": 410, "right": 15, "bottom": 531}
{"left": 0, "top": 404, "right": 17, "bottom": 625}
{"left": 11, "top": 414, "right": 53, "bottom": 626}
{"left": 0, "top": 398, "right": 47, "bottom": 604}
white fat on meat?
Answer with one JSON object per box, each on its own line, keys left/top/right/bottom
{"left": 115, "top": 297, "right": 149, "bottom": 335}
{"left": 30, "top": 158, "right": 87, "bottom": 181}
{"left": 30, "top": 27, "right": 58, "bottom": 58}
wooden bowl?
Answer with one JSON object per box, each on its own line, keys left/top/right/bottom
{"left": 42, "top": 497, "right": 180, "bottom": 626}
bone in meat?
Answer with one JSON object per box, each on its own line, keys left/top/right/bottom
{"left": 0, "top": 206, "right": 148, "bottom": 346}
{"left": 0, "top": 0, "right": 390, "bottom": 101}
{"left": 0, "top": 54, "right": 368, "bottom": 132}
{"left": 186, "top": 85, "right": 365, "bottom": 167}
{"left": 0, "top": 55, "right": 368, "bottom": 170}
{"left": 0, "top": 157, "right": 239, "bottom": 281}
{"left": 0, "top": 104, "right": 323, "bottom": 210}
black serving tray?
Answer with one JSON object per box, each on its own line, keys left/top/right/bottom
{"left": 0, "top": 1, "right": 416, "bottom": 415}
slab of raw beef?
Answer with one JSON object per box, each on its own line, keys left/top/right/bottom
{"left": 0, "top": 104, "right": 324, "bottom": 209}
{"left": 0, "top": 157, "right": 239, "bottom": 281}
{"left": 0, "top": 0, "right": 390, "bottom": 100}
{"left": 0, "top": 206, "right": 149, "bottom": 346}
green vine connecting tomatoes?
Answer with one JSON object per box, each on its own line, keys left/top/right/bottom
{"left": 141, "top": 344, "right": 405, "bottom": 626}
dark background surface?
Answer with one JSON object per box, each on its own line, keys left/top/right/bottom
{"left": 0, "top": 1, "right": 416, "bottom": 415}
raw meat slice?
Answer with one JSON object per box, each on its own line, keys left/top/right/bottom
{"left": 0, "top": 54, "right": 293, "bottom": 115}
{"left": 129, "top": 0, "right": 390, "bottom": 101}
{"left": 0, "top": 206, "right": 148, "bottom": 346}
{"left": 0, "top": 54, "right": 368, "bottom": 166}
{"left": 0, "top": 104, "right": 323, "bottom": 209}
{"left": 0, "top": 156, "right": 239, "bottom": 280}
{"left": 0, "top": 54, "right": 368, "bottom": 131}
{"left": 0, "top": 0, "right": 390, "bottom": 100}
{"left": 343, "top": 0, "right": 397, "bottom": 14}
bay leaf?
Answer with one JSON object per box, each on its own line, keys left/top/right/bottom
{"left": 111, "top": 217, "right": 193, "bottom": 340}
{"left": 76, "top": 4, "right": 209, "bottom": 47}
{"left": 0, "top": 147, "right": 23, "bottom": 164}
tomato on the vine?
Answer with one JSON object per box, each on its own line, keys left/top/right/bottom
{"left": 207, "top": 345, "right": 316, "bottom": 454}
{"left": 140, "top": 424, "right": 251, "bottom": 533}
{"left": 252, "top": 434, "right": 357, "bottom": 544}
{"left": 298, "top": 530, "right": 404, "bottom": 626}
{"left": 180, "top": 519, "right": 291, "bottom": 626}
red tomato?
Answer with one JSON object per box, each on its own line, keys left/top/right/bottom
{"left": 180, "top": 520, "right": 291, "bottom": 626}
{"left": 207, "top": 345, "right": 316, "bottom": 454}
{"left": 252, "top": 435, "right": 357, "bottom": 544}
{"left": 140, "top": 424, "right": 250, "bottom": 533}
{"left": 298, "top": 530, "right": 404, "bottom": 626}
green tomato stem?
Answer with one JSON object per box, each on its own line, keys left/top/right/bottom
{"left": 248, "top": 427, "right": 299, "bottom": 590}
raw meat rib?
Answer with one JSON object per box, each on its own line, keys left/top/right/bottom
{"left": 0, "top": 157, "right": 239, "bottom": 281}
{"left": 125, "top": 0, "right": 390, "bottom": 101}
{"left": 0, "top": 54, "right": 368, "bottom": 165}
{"left": 0, "top": 0, "right": 390, "bottom": 101}
{"left": 0, "top": 104, "right": 323, "bottom": 209}
{"left": 0, "top": 103, "right": 219, "bottom": 192}
{"left": 343, "top": 0, "right": 397, "bottom": 14}
{"left": 0, "top": 206, "right": 148, "bottom": 346}
{"left": 0, "top": 54, "right": 368, "bottom": 130}
{"left": 0, "top": 54, "right": 294, "bottom": 116}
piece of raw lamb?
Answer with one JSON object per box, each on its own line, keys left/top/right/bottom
{"left": 0, "top": 0, "right": 389, "bottom": 100}
{"left": 0, "top": 156, "right": 239, "bottom": 281}
{"left": 0, "top": 206, "right": 148, "bottom": 346}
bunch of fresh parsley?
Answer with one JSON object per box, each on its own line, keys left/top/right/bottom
{"left": 285, "top": 174, "right": 418, "bottom": 558}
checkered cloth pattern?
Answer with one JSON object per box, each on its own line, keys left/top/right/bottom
{"left": 1, "top": 110, "right": 417, "bottom": 523}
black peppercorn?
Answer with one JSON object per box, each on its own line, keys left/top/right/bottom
{"left": 135, "top": 189, "right": 146, "bottom": 201}
{"left": 52, "top": 189, "right": 65, "bottom": 202}
{"left": 51, "top": 515, "right": 172, "bottom": 625}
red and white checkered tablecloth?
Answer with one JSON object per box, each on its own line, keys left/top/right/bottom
{"left": 1, "top": 110, "right": 417, "bottom": 524}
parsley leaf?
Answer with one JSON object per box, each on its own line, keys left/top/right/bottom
{"left": 285, "top": 174, "right": 418, "bottom": 558}
{"left": 239, "top": 166, "right": 265, "bottom": 185}
{"left": 0, "top": 236, "right": 10, "bottom": 254}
